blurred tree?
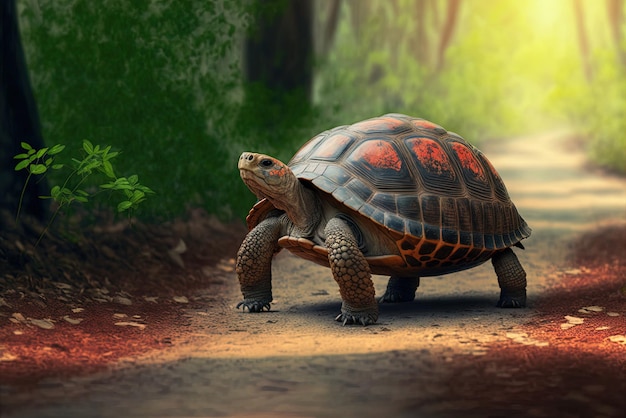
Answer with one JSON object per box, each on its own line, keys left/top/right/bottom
{"left": 573, "top": 0, "right": 593, "bottom": 81}
{"left": 436, "top": 0, "right": 460, "bottom": 71}
{"left": 606, "top": 0, "right": 625, "bottom": 67}
{"left": 316, "top": 0, "right": 342, "bottom": 57}
{"left": 244, "top": 0, "right": 314, "bottom": 123}
{"left": 0, "top": 0, "right": 48, "bottom": 225}
{"left": 414, "top": 0, "right": 430, "bottom": 66}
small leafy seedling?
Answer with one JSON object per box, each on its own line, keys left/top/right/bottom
{"left": 14, "top": 140, "right": 155, "bottom": 244}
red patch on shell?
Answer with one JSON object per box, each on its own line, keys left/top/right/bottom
{"left": 353, "top": 140, "right": 402, "bottom": 171}
{"left": 481, "top": 152, "right": 502, "bottom": 179}
{"left": 351, "top": 117, "right": 405, "bottom": 133}
{"left": 411, "top": 119, "right": 441, "bottom": 130}
{"left": 407, "top": 138, "right": 454, "bottom": 176}
{"left": 451, "top": 142, "right": 486, "bottom": 181}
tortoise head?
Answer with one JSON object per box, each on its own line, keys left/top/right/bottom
{"left": 238, "top": 152, "right": 297, "bottom": 202}
{"left": 239, "top": 152, "right": 320, "bottom": 233}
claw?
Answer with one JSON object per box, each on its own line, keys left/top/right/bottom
{"left": 237, "top": 300, "right": 271, "bottom": 312}
{"left": 335, "top": 312, "right": 376, "bottom": 326}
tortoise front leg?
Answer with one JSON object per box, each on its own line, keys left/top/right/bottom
{"left": 492, "top": 248, "right": 527, "bottom": 308}
{"left": 325, "top": 217, "right": 378, "bottom": 325}
{"left": 236, "top": 216, "right": 283, "bottom": 312}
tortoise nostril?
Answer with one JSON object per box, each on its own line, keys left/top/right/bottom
{"left": 246, "top": 154, "right": 254, "bottom": 161}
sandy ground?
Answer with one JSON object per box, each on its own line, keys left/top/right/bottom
{"left": 1, "top": 130, "right": 625, "bottom": 417}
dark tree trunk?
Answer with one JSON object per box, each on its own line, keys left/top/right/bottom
{"left": 241, "top": 0, "right": 314, "bottom": 135}
{"left": 0, "top": 0, "right": 48, "bottom": 225}
{"left": 245, "top": 0, "right": 313, "bottom": 102}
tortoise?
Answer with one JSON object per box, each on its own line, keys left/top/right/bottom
{"left": 236, "top": 113, "right": 531, "bottom": 325}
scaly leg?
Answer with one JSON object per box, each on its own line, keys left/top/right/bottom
{"left": 379, "top": 276, "right": 420, "bottom": 303}
{"left": 325, "top": 217, "right": 378, "bottom": 325}
{"left": 492, "top": 248, "right": 527, "bottom": 308}
{"left": 236, "top": 216, "right": 283, "bottom": 312}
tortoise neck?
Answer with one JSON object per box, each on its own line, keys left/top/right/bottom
{"left": 271, "top": 180, "right": 320, "bottom": 235}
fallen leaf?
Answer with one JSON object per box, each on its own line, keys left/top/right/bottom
{"left": 113, "top": 296, "right": 132, "bottom": 305}
{"left": 167, "top": 239, "right": 187, "bottom": 268}
{"left": 114, "top": 321, "right": 146, "bottom": 330}
{"left": 0, "top": 352, "right": 18, "bottom": 362}
{"left": 63, "top": 316, "right": 84, "bottom": 325}
{"left": 0, "top": 298, "right": 12, "bottom": 308}
{"left": 607, "top": 312, "right": 620, "bottom": 317}
{"left": 564, "top": 315, "right": 584, "bottom": 324}
{"left": 171, "top": 239, "right": 187, "bottom": 254}
{"left": 53, "top": 282, "right": 72, "bottom": 290}
{"left": 608, "top": 335, "right": 626, "bottom": 345}
{"left": 72, "top": 307, "right": 85, "bottom": 313}
{"left": 595, "top": 326, "right": 610, "bottom": 331}
{"left": 143, "top": 296, "right": 158, "bottom": 303}
{"left": 13, "top": 330, "right": 23, "bottom": 335}
{"left": 578, "top": 306, "right": 604, "bottom": 314}
{"left": 561, "top": 315, "right": 584, "bottom": 330}
{"left": 29, "top": 318, "right": 55, "bottom": 330}
{"left": 173, "top": 296, "right": 189, "bottom": 304}
{"left": 11, "top": 312, "right": 26, "bottom": 322}
{"left": 113, "top": 313, "right": 128, "bottom": 319}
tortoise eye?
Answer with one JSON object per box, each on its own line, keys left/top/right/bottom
{"left": 260, "top": 159, "right": 274, "bottom": 167}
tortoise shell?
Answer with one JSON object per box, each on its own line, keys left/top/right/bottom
{"left": 247, "top": 113, "right": 531, "bottom": 275}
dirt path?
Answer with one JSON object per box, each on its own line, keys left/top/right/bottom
{"left": 2, "top": 131, "right": 626, "bottom": 418}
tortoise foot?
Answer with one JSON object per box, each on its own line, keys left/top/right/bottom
{"left": 237, "top": 299, "right": 271, "bottom": 312}
{"left": 497, "top": 290, "right": 526, "bottom": 308}
{"left": 379, "top": 276, "right": 419, "bottom": 303}
{"left": 379, "top": 290, "right": 415, "bottom": 303}
{"left": 335, "top": 303, "right": 378, "bottom": 326}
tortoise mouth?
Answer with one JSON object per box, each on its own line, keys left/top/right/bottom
{"left": 240, "top": 169, "right": 271, "bottom": 200}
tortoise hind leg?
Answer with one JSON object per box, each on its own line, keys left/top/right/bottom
{"left": 379, "top": 277, "right": 420, "bottom": 303}
{"left": 492, "top": 248, "right": 527, "bottom": 308}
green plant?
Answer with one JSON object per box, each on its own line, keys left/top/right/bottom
{"left": 14, "top": 140, "right": 155, "bottom": 243}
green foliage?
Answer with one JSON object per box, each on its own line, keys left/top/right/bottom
{"left": 14, "top": 139, "right": 155, "bottom": 215}
{"left": 14, "top": 140, "right": 154, "bottom": 244}
{"left": 19, "top": 0, "right": 249, "bottom": 220}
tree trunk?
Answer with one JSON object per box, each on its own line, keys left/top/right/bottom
{"left": 414, "top": 0, "right": 430, "bottom": 67}
{"left": 317, "top": 0, "right": 341, "bottom": 58}
{"left": 606, "top": 0, "right": 625, "bottom": 67}
{"left": 436, "top": 0, "right": 460, "bottom": 72}
{"left": 573, "top": 0, "right": 593, "bottom": 81}
{"left": 0, "top": 0, "right": 48, "bottom": 226}
{"left": 245, "top": 0, "right": 313, "bottom": 101}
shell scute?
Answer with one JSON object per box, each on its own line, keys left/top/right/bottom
{"left": 407, "top": 137, "right": 455, "bottom": 179}
{"left": 346, "top": 139, "right": 414, "bottom": 190}
{"left": 311, "top": 133, "right": 355, "bottom": 160}
{"left": 396, "top": 195, "right": 421, "bottom": 221}
{"left": 345, "top": 177, "right": 373, "bottom": 202}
